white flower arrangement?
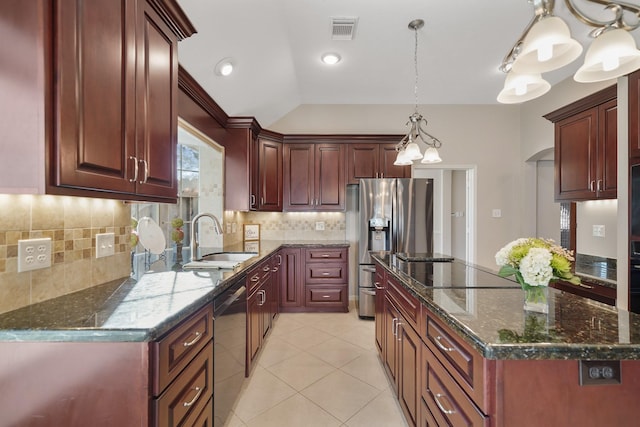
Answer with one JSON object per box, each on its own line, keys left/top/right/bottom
{"left": 495, "top": 238, "right": 581, "bottom": 302}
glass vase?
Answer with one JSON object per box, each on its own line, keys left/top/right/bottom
{"left": 523, "top": 286, "right": 548, "bottom": 314}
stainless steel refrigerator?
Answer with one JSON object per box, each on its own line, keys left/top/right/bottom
{"left": 357, "top": 178, "right": 434, "bottom": 318}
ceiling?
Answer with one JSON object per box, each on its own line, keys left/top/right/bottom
{"left": 176, "top": 0, "right": 639, "bottom": 128}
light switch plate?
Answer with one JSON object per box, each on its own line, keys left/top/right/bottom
{"left": 592, "top": 225, "right": 605, "bottom": 237}
{"left": 18, "top": 238, "right": 51, "bottom": 272}
{"left": 96, "top": 233, "right": 115, "bottom": 258}
{"left": 492, "top": 209, "right": 502, "bottom": 218}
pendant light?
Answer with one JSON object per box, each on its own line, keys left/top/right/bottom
{"left": 394, "top": 19, "right": 443, "bottom": 166}
{"left": 574, "top": 27, "right": 640, "bottom": 82}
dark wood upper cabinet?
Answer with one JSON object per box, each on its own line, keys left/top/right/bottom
{"left": 256, "top": 137, "right": 283, "bottom": 211}
{"left": 545, "top": 85, "right": 617, "bottom": 201}
{"left": 49, "top": 0, "right": 194, "bottom": 202}
{"left": 629, "top": 69, "right": 640, "bottom": 159}
{"left": 346, "top": 142, "right": 410, "bottom": 184}
{"left": 283, "top": 143, "right": 345, "bottom": 211}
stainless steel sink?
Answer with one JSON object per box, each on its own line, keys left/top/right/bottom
{"left": 201, "top": 252, "right": 258, "bottom": 262}
{"left": 182, "top": 252, "right": 258, "bottom": 270}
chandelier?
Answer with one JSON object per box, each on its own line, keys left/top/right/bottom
{"left": 498, "top": 0, "right": 640, "bottom": 104}
{"left": 394, "top": 19, "right": 443, "bottom": 166}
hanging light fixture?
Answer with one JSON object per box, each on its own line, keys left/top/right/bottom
{"left": 394, "top": 19, "right": 443, "bottom": 166}
{"left": 498, "top": 0, "right": 640, "bottom": 103}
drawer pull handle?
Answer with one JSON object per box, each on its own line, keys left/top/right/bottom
{"left": 272, "top": 267, "right": 279, "bottom": 272}
{"left": 183, "top": 386, "right": 203, "bottom": 407}
{"left": 251, "top": 275, "right": 260, "bottom": 282}
{"left": 434, "top": 335, "right": 455, "bottom": 353}
{"left": 322, "top": 295, "right": 331, "bottom": 298}
{"left": 434, "top": 393, "right": 456, "bottom": 415}
{"left": 183, "top": 331, "right": 202, "bottom": 347}
{"left": 373, "top": 282, "right": 384, "bottom": 290}
{"left": 578, "top": 283, "right": 594, "bottom": 289}
{"left": 263, "top": 266, "right": 271, "bottom": 272}
{"left": 322, "top": 272, "right": 330, "bottom": 276}
{"left": 321, "top": 254, "right": 330, "bottom": 257}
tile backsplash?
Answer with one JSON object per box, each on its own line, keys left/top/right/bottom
{"left": 0, "top": 195, "right": 131, "bottom": 314}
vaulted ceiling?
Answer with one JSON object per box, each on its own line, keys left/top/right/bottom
{"left": 176, "top": 0, "right": 639, "bottom": 127}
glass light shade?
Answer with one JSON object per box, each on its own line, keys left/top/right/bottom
{"left": 497, "top": 71, "right": 550, "bottom": 104}
{"left": 512, "top": 16, "right": 582, "bottom": 74}
{"left": 421, "top": 147, "right": 442, "bottom": 164}
{"left": 404, "top": 142, "right": 423, "bottom": 160}
{"left": 574, "top": 29, "right": 640, "bottom": 83}
{"left": 393, "top": 149, "right": 413, "bottom": 166}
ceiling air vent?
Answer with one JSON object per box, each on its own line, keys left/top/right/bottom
{"left": 331, "top": 17, "right": 358, "bottom": 41}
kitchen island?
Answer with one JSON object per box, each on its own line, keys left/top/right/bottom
{"left": 371, "top": 252, "right": 640, "bottom": 427}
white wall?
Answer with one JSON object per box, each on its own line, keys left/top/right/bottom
{"left": 271, "top": 104, "right": 522, "bottom": 269}
{"left": 576, "top": 200, "right": 618, "bottom": 258}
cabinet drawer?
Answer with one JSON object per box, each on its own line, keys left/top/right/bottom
{"left": 247, "top": 259, "right": 272, "bottom": 294}
{"left": 423, "top": 311, "right": 488, "bottom": 412}
{"left": 386, "top": 274, "right": 420, "bottom": 331}
{"left": 305, "top": 247, "right": 348, "bottom": 262}
{"left": 154, "top": 341, "right": 214, "bottom": 427}
{"left": 305, "top": 285, "right": 348, "bottom": 311}
{"left": 152, "top": 304, "right": 213, "bottom": 396}
{"left": 305, "top": 263, "right": 348, "bottom": 283}
{"left": 422, "top": 345, "right": 488, "bottom": 427}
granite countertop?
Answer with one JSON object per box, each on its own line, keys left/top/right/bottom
{"left": 0, "top": 240, "right": 349, "bottom": 342}
{"left": 372, "top": 252, "right": 640, "bottom": 361}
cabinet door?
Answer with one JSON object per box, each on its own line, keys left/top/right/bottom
{"left": 135, "top": 0, "right": 179, "bottom": 200}
{"left": 383, "top": 295, "right": 400, "bottom": 391}
{"left": 280, "top": 248, "right": 304, "bottom": 308}
{"left": 315, "top": 143, "right": 345, "bottom": 210}
{"left": 597, "top": 99, "right": 617, "bottom": 199}
{"left": 247, "top": 289, "right": 262, "bottom": 372}
{"left": 554, "top": 108, "right": 597, "bottom": 201}
{"left": 380, "top": 144, "right": 411, "bottom": 179}
{"left": 54, "top": 0, "right": 137, "bottom": 194}
{"left": 374, "top": 267, "right": 386, "bottom": 354}
{"left": 284, "top": 144, "right": 315, "bottom": 211}
{"left": 346, "top": 144, "right": 379, "bottom": 184}
{"left": 257, "top": 138, "right": 283, "bottom": 211}
{"left": 271, "top": 253, "right": 282, "bottom": 319}
{"left": 630, "top": 69, "right": 640, "bottom": 159}
{"left": 398, "top": 318, "right": 421, "bottom": 427}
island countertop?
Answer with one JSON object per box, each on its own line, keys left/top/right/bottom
{"left": 372, "top": 252, "right": 640, "bottom": 360}
{"left": 0, "top": 240, "right": 349, "bottom": 342}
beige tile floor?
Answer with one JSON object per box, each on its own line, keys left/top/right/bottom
{"left": 225, "top": 306, "right": 409, "bottom": 427}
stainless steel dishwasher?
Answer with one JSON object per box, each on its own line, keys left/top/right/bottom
{"left": 213, "top": 277, "right": 247, "bottom": 427}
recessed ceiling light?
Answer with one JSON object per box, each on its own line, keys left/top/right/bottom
{"left": 321, "top": 53, "right": 341, "bottom": 65}
{"left": 215, "top": 58, "right": 234, "bottom": 76}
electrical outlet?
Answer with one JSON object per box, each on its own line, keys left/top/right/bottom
{"left": 492, "top": 209, "right": 502, "bottom": 218}
{"left": 315, "top": 221, "right": 325, "bottom": 231}
{"left": 592, "top": 225, "right": 605, "bottom": 237}
{"left": 231, "top": 223, "right": 237, "bottom": 233}
{"left": 18, "top": 238, "right": 51, "bottom": 272}
{"left": 96, "top": 233, "right": 115, "bottom": 258}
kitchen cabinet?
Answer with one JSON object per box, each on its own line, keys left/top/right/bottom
{"left": 381, "top": 273, "right": 421, "bottom": 427}
{"left": 346, "top": 143, "right": 411, "bottom": 184}
{"left": 279, "top": 246, "right": 349, "bottom": 312}
{"left": 283, "top": 143, "right": 346, "bottom": 211}
{"left": 224, "top": 121, "right": 284, "bottom": 211}
{"left": 374, "top": 266, "right": 386, "bottom": 353}
{"left": 279, "top": 247, "right": 304, "bottom": 309}
{"left": 1, "top": 0, "right": 194, "bottom": 200}
{"left": 256, "top": 136, "right": 284, "bottom": 211}
{"left": 629, "top": 69, "right": 640, "bottom": 159}
{"left": 246, "top": 256, "right": 275, "bottom": 373}
{"left": 545, "top": 85, "right": 617, "bottom": 201}
{"left": 53, "top": 0, "right": 193, "bottom": 201}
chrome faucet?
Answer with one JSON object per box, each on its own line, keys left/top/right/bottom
{"left": 190, "top": 212, "right": 224, "bottom": 262}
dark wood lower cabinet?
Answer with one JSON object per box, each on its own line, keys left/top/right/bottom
{"left": 398, "top": 317, "right": 421, "bottom": 427}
